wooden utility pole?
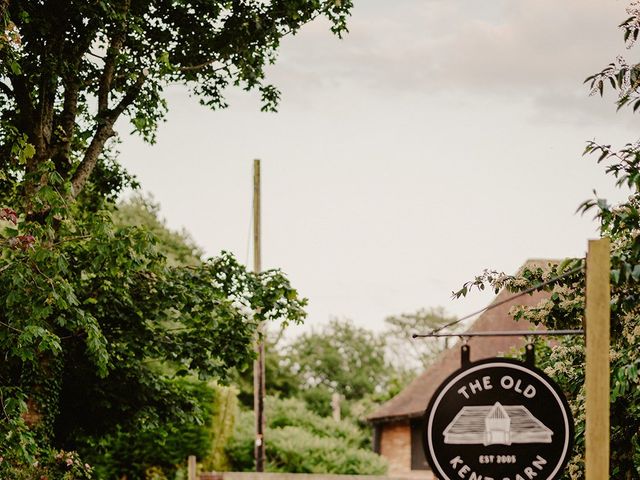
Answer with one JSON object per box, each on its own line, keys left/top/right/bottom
{"left": 253, "top": 159, "right": 266, "bottom": 472}
{"left": 585, "top": 238, "right": 610, "bottom": 480}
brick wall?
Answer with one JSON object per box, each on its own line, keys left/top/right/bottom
{"left": 380, "top": 421, "right": 410, "bottom": 476}
{"left": 379, "top": 421, "right": 433, "bottom": 480}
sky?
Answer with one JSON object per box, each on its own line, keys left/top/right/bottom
{"left": 118, "top": 0, "right": 637, "bottom": 336}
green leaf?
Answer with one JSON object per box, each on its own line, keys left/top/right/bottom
{"left": 611, "top": 269, "right": 620, "bottom": 284}
{"left": 632, "top": 264, "right": 640, "bottom": 281}
{"left": 9, "top": 60, "right": 22, "bottom": 75}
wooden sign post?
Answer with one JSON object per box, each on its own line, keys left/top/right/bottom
{"left": 585, "top": 238, "right": 610, "bottom": 479}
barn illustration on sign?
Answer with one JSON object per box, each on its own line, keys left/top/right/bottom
{"left": 443, "top": 401, "right": 553, "bottom": 446}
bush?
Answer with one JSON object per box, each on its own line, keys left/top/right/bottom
{"left": 267, "top": 426, "right": 387, "bottom": 474}
{"left": 201, "top": 384, "right": 237, "bottom": 471}
{"left": 0, "top": 449, "right": 94, "bottom": 480}
{"left": 267, "top": 397, "right": 368, "bottom": 449}
{"left": 226, "top": 397, "right": 387, "bottom": 475}
{"left": 300, "top": 386, "right": 333, "bottom": 418}
{"left": 78, "top": 381, "right": 232, "bottom": 480}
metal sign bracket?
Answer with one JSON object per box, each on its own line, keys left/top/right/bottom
{"left": 460, "top": 343, "right": 471, "bottom": 367}
{"left": 525, "top": 342, "right": 535, "bottom": 366}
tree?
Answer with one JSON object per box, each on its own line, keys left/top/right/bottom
{"left": 83, "top": 381, "right": 235, "bottom": 479}
{"left": 232, "top": 328, "right": 304, "bottom": 409}
{"left": 384, "top": 307, "right": 458, "bottom": 370}
{"left": 0, "top": 190, "right": 308, "bottom": 478}
{"left": 0, "top": 0, "right": 352, "bottom": 210}
{"left": 285, "top": 319, "right": 393, "bottom": 412}
{"left": 0, "top": 1, "right": 353, "bottom": 477}
{"left": 232, "top": 317, "right": 423, "bottom": 421}
{"left": 454, "top": 7, "right": 640, "bottom": 478}
{"left": 112, "top": 194, "right": 204, "bottom": 266}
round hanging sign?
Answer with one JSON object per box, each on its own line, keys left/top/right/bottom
{"left": 423, "top": 357, "right": 574, "bottom": 480}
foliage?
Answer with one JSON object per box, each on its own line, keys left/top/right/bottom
{"left": 285, "top": 319, "right": 393, "bottom": 403}
{"left": 0, "top": 159, "right": 307, "bottom": 478}
{"left": 201, "top": 384, "right": 238, "bottom": 472}
{"left": 112, "top": 195, "right": 203, "bottom": 266}
{"left": 225, "top": 397, "right": 387, "bottom": 475}
{"left": 384, "top": 307, "right": 458, "bottom": 369}
{"left": 585, "top": 2, "right": 640, "bottom": 110}
{"left": 79, "top": 381, "right": 234, "bottom": 480}
{"left": 267, "top": 396, "right": 369, "bottom": 448}
{"left": 0, "top": 388, "right": 38, "bottom": 476}
{"left": 228, "top": 318, "right": 415, "bottom": 477}
{"left": 232, "top": 329, "right": 304, "bottom": 409}
{"left": 234, "top": 316, "right": 427, "bottom": 421}
{"left": 1, "top": 0, "right": 355, "bottom": 477}
{"left": 0, "top": 448, "right": 94, "bottom": 480}
{"left": 0, "top": 0, "right": 353, "bottom": 207}
{"left": 454, "top": 7, "right": 640, "bottom": 477}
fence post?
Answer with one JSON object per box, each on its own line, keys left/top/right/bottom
{"left": 188, "top": 455, "right": 197, "bottom": 480}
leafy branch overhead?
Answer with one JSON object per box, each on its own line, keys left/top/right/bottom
{"left": 0, "top": 0, "right": 353, "bottom": 204}
{"left": 585, "top": 2, "right": 640, "bottom": 111}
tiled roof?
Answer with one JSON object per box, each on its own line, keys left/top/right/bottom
{"left": 367, "top": 261, "right": 553, "bottom": 423}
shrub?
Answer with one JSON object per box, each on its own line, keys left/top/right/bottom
{"left": 79, "top": 381, "right": 223, "bottom": 480}
{"left": 0, "top": 449, "right": 94, "bottom": 480}
{"left": 267, "top": 397, "right": 368, "bottom": 449}
{"left": 226, "top": 397, "right": 387, "bottom": 475}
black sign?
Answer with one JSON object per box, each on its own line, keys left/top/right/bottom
{"left": 423, "top": 357, "right": 573, "bottom": 480}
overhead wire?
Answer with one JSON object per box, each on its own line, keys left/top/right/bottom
{"left": 413, "top": 264, "right": 585, "bottom": 338}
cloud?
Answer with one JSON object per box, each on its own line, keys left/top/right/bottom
{"left": 265, "top": 0, "right": 631, "bottom": 122}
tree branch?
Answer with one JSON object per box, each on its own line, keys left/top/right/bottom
{"left": 51, "top": 78, "right": 80, "bottom": 174}
{"left": 86, "top": 50, "right": 106, "bottom": 60}
{"left": 33, "top": 73, "right": 58, "bottom": 160}
{"left": 176, "top": 13, "right": 315, "bottom": 73}
{"left": 69, "top": 122, "right": 115, "bottom": 198}
{"left": 108, "top": 72, "right": 146, "bottom": 120}
{"left": 67, "top": 0, "right": 142, "bottom": 199}
{"left": 70, "top": 72, "right": 146, "bottom": 197}
{"left": 51, "top": 19, "right": 101, "bottom": 175}
{"left": 178, "top": 58, "right": 224, "bottom": 72}
{"left": 97, "top": 0, "right": 131, "bottom": 114}
{"left": 30, "top": 8, "right": 68, "bottom": 169}
{"left": 59, "top": 82, "right": 80, "bottom": 142}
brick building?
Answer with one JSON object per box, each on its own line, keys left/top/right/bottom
{"left": 367, "top": 279, "right": 550, "bottom": 479}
